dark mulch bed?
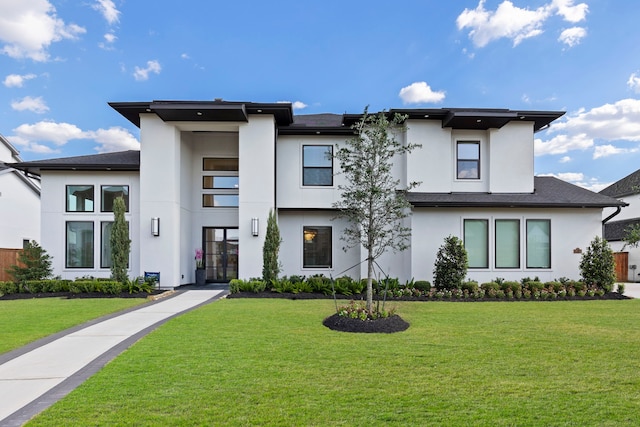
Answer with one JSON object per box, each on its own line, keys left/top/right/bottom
{"left": 0, "top": 290, "right": 165, "bottom": 300}
{"left": 323, "top": 313, "right": 410, "bottom": 333}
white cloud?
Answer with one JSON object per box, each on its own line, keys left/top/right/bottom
{"left": 99, "top": 32, "right": 117, "bottom": 50}
{"left": 11, "top": 96, "right": 49, "bottom": 113}
{"left": 9, "top": 120, "right": 140, "bottom": 153}
{"left": 457, "top": 0, "right": 588, "bottom": 48}
{"left": 399, "top": 81, "right": 445, "bottom": 104}
{"left": 593, "top": 144, "right": 639, "bottom": 159}
{"left": 0, "top": 0, "right": 86, "bottom": 61}
{"left": 292, "top": 101, "right": 307, "bottom": 110}
{"left": 627, "top": 72, "right": 640, "bottom": 93}
{"left": 559, "top": 156, "right": 571, "bottom": 163}
{"left": 93, "top": 0, "right": 120, "bottom": 25}
{"left": 558, "top": 26, "right": 586, "bottom": 47}
{"left": 535, "top": 133, "right": 593, "bottom": 155}
{"left": 3, "top": 73, "right": 37, "bottom": 88}
{"left": 133, "top": 60, "right": 161, "bottom": 81}
{"left": 181, "top": 53, "right": 190, "bottom": 59}
{"left": 537, "top": 171, "right": 607, "bottom": 191}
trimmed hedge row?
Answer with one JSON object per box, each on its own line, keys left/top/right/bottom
{"left": 0, "top": 276, "right": 156, "bottom": 297}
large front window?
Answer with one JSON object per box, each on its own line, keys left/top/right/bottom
{"left": 66, "top": 185, "right": 94, "bottom": 212}
{"left": 66, "top": 221, "right": 94, "bottom": 268}
{"left": 457, "top": 141, "right": 480, "bottom": 179}
{"left": 303, "top": 145, "right": 333, "bottom": 186}
{"left": 495, "top": 219, "right": 520, "bottom": 268}
{"left": 101, "top": 221, "right": 129, "bottom": 268}
{"left": 464, "top": 219, "right": 488, "bottom": 268}
{"left": 527, "top": 219, "right": 551, "bottom": 268}
{"left": 303, "top": 226, "right": 332, "bottom": 268}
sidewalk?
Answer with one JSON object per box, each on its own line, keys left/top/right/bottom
{"left": 0, "top": 289, "right": 226, "bottom": 427}
{"left": 621, "top": 282, "right": 640, "bottom": 298}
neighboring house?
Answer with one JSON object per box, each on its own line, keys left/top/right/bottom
{"left": 601, "top": 170, "right": 640, "bottom": 282}
{"left": 0, "top": 133, "right": 40, "bottom": 249}
{"left": 11, "top": 100, "right": 625, "bottom": 287}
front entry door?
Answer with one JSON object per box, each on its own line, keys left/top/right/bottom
{"left": 203, "top": 228, "right": 238, "bottom": 282}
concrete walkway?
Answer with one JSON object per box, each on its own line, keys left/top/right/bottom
{"left": 621, "top": 282, "right": 640, "bottom": 298}
{"left": 0, "top": 289, "right": 226, "bottom": 427}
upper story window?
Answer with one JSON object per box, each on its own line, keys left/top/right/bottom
{"left": 202, "top": 157, "right": 239, "bottom": 208}
{"left": 457, "top": 141, "right": 480, "bottom": 179}
{"left": 303, "top": 145, "right": 333, "bottom": 186}
{"left": 101, "top": 185, "right": 129, "bottom": 212}
{"left": 66, "top": 185, "right": 94, "bottom": 212}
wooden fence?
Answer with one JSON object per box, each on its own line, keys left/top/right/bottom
{"left": 0, "top": 248, "right": 22, "bottom": 282}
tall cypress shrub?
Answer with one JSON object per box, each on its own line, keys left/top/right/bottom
{"left": 262, "top": 209, "right": 281, "bottom": 282}
{"left": 110, "top": 196, "right": 131, "bottom": 284}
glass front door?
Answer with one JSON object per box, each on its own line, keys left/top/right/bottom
{"left": 203, "top": 228, "right": 238, "bottom": 282}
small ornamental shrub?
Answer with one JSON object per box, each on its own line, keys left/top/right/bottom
{"left": 334, "top": 276, "right": 354, "bottom": 296}
{"left": 525, "top": 280, "right": 545, "bottom": 292}
{"left": 337, "top": 300, "right": 396, "bottom": 320}
{"left": 545, "top": 281, "right": 564, "bottom": 293}
{"left": 502, "top": 281, "right": 521, "bottom": 294}
{"left": 307, "top": 275, "right": 333, "bottom": 295}
{"left": 461, "top": 280, "right": 479, "bottom": 293}
{"left": 618, "top": 283, "right": 625, "bottom": 295}
{"left": 433, "top": 235, "right": 468, "bottom": 290}
{"left": 481, "top": 282, "right": 500, "bottom": 292}
{"left": 580, "top": 236, "right": 616, "bottom": 292}
{"left": 413, "top": 280, "right": 431, "bottom": 292}
{"left": 6, "top": 240, "right": 53, "bottom": 282}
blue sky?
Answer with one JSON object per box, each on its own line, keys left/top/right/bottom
{"left": 1, "top": 0, "right": 640, "bottom": 191}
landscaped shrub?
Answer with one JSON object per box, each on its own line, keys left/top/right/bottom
{"left": 348, "top": 278, "right": 365, "bottom": 295}
{"left": 229, "top": 279, "right": 266, "bottom": 293}
{"left": 334, "top": 276, "right": 354, "bottom": 295}
{"left": 433, "top": 235, "right": 468, "bottom": 290}
{"left": 461, "top": 280, "right": 479, "bottom": 294}
{"left": 501, "top": 281, "right": 521, "bottom": 294}
{"left": 524, "top": 280, "right": 544, "bottom": 292}
{"left": 580, "top": 236, "right": 616, "bottom": 292}
{"left": 618, "top": 283, "right": 626, "bottom": 295}
{"left": 545, "top": 281, "right": 564, "bottom": 293}
{"left": 0, "top": 281, "right": 18, "bottom": 295}
{"left": 480, "top": 282, "right": 500, "bottom": 292}
{"left": 413, "top": 280, "right": 431, "bottom": 292}
{"left": 307, "top": 275, "right": 333, "bottom": 295}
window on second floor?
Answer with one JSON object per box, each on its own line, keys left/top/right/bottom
{"left": 303, "top": 145, "right": 333, "bottom": 186}
{"left": 457, "top": 141, "right": 480, "bottom": 179}
{"left": 101, "top": 185, "right": 129, "bottom": 212}
{"left": 66, "top": 185, "right": 94, "bottom": 212}
{"left": 202, "top": 158, "right": 239, "bottom": 208}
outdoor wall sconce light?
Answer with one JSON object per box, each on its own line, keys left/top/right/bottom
{"left": 151, "top": 217, "right": 160, "bottom": 236}
{"left": 251, "top": 217, "right": 259, "bottom": 236}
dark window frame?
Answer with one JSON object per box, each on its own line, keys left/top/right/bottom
{"left": 302, "top": 145, "right": 333, "bottom": 186}
{"left": 303, "top": 226, "right": 332, "bottom": 268}
{"left": 65, "top": 221, "right": 94, "bottom": 269}
{"left": 100, "top": 185, "right": 130, "bottom": 212}
{"left": 66, "top": 185, "right": 95, "bottom": 212}
{"left": 100, "top": 221, "right": 130, "bottom": 269}
{"left": 456, "top": 141, "right": 481, "bottom": 180}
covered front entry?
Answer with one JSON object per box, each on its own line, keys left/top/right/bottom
{"left": 203, "top": 227, "right": 238, "bottom": 282}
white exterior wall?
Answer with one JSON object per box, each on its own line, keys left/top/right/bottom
{"left": 278, "top": 210, "right": 361, "bottom": 279}
{"left": 406, "top": 121, "right": 453, "bottom": 192}
{"left": 488, "top": 122, "right": 534, "bottom": 193}
{"left": 139, "top": 114, "right": 182, "bottom": 287}
{"left": 238, "top": 116, "right": 276, "bottom": 278}
{"left": 0, "top": 172, "right": 40, "bottom": 248}
{"left": 40, "top": 171, "right": 139, "bottom": 280}
{"left": 410, "top": 207, "right": 603, "bottom": 284}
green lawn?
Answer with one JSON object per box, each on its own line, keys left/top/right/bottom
{"left": 27, "top": 299, "right": 640, "bottom": 426}
{"left": 0, "top": 298, "right": 147, "bottom": 355}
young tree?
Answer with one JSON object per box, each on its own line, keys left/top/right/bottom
{"left": 623, "top": 223, "right": 640, "bottom": 250}
{"left": 6, "top": 240, "right": 53, "bottom": 282}
{"left": 579, "top": 236, "right": 616, "bottom": 292}
{"left": 433, "top": 235, "right": 468, "bottom": 289}
{"left": 110, "top": 196, "right": 131, "bottom": 284}
{"left": 333, "top": 107, "right": 420, "bottom": 313}
{"left": 262, "top": 209, "right": 282, "bottom": 283}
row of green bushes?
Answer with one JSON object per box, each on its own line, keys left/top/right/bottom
{"left": 229, "top": 275, "right": 621, "bottom": 300}
{"left": 0, "top": 276, "right": 156, "bottom": 297}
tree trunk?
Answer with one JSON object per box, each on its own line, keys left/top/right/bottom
{"left": 366, "top": 255, "right": 374, "bottom": 313}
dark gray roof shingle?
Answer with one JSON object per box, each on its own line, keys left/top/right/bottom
{"left": 407, "top": 176, "right": 626, "bottom": 208}
{"left": 600, "top": 169, "right": 640, "bottom": 198}
{"left": 604, "top": 217, "right": 640, "bottom": 241}
{"left": 10, "top": 150, "right": 140, "bottom": 176}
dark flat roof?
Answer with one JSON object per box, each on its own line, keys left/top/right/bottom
{"left": 600, "top": 169, "right": 640, "bottom": 198}
{"left": 109, "top": 100, "right": 294, "bottom": 128}
{"left": 11, "top": 150, "right": 140, "bottom": 176}
{"left": 407, "top": 176, "right": 627, "bottom": 209}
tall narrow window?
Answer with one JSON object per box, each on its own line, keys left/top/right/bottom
{"left": 464, "top": 219, "right": 488, "bottom": 268}
{"left": 457, "top": 141, "right": 480, "bottom": 179}
{"left": 527, "top": 220, "right": 551, "bottom": 268}
{"left": 101, "top": 185, "right": 129, "bottom": 212}
{"left": 66, "top": 185, "right": 94, "bottom": 212}
{"left": 66, "top": 221, "right": 94, "bottom": 268}
{"left": 202, "top": 158, "right": 239, "bottom": 208}
{"left": 303, "top": 145, "right": 333, "bottom": 186}
{"left": 495, "top": 219, "right": 520, "bottom": 268}
{"left": 101, "top": 221, "right": 129, "bottom": 268}
{"left": 303, "top": 226, "right": 332, "bottom": 268}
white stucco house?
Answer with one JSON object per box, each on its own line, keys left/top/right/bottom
{"left": 0, "top": 133, "right": 40, "bottom": 249}
{"left": 601, "top": 170, "right": 640, "bottom": 282}
{"left": 11, "top": 100, "right": 625, "bottom": 288}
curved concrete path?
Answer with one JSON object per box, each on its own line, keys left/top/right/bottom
{"left": 0, "top": 289, "right": 226, "bottom": 426}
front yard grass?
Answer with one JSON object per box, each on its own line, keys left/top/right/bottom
{"left": 0, "top": 298, "right": 146, "bottom": 355}
{"left": 28, "top": 299, "right": 640, "bottom": 426}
